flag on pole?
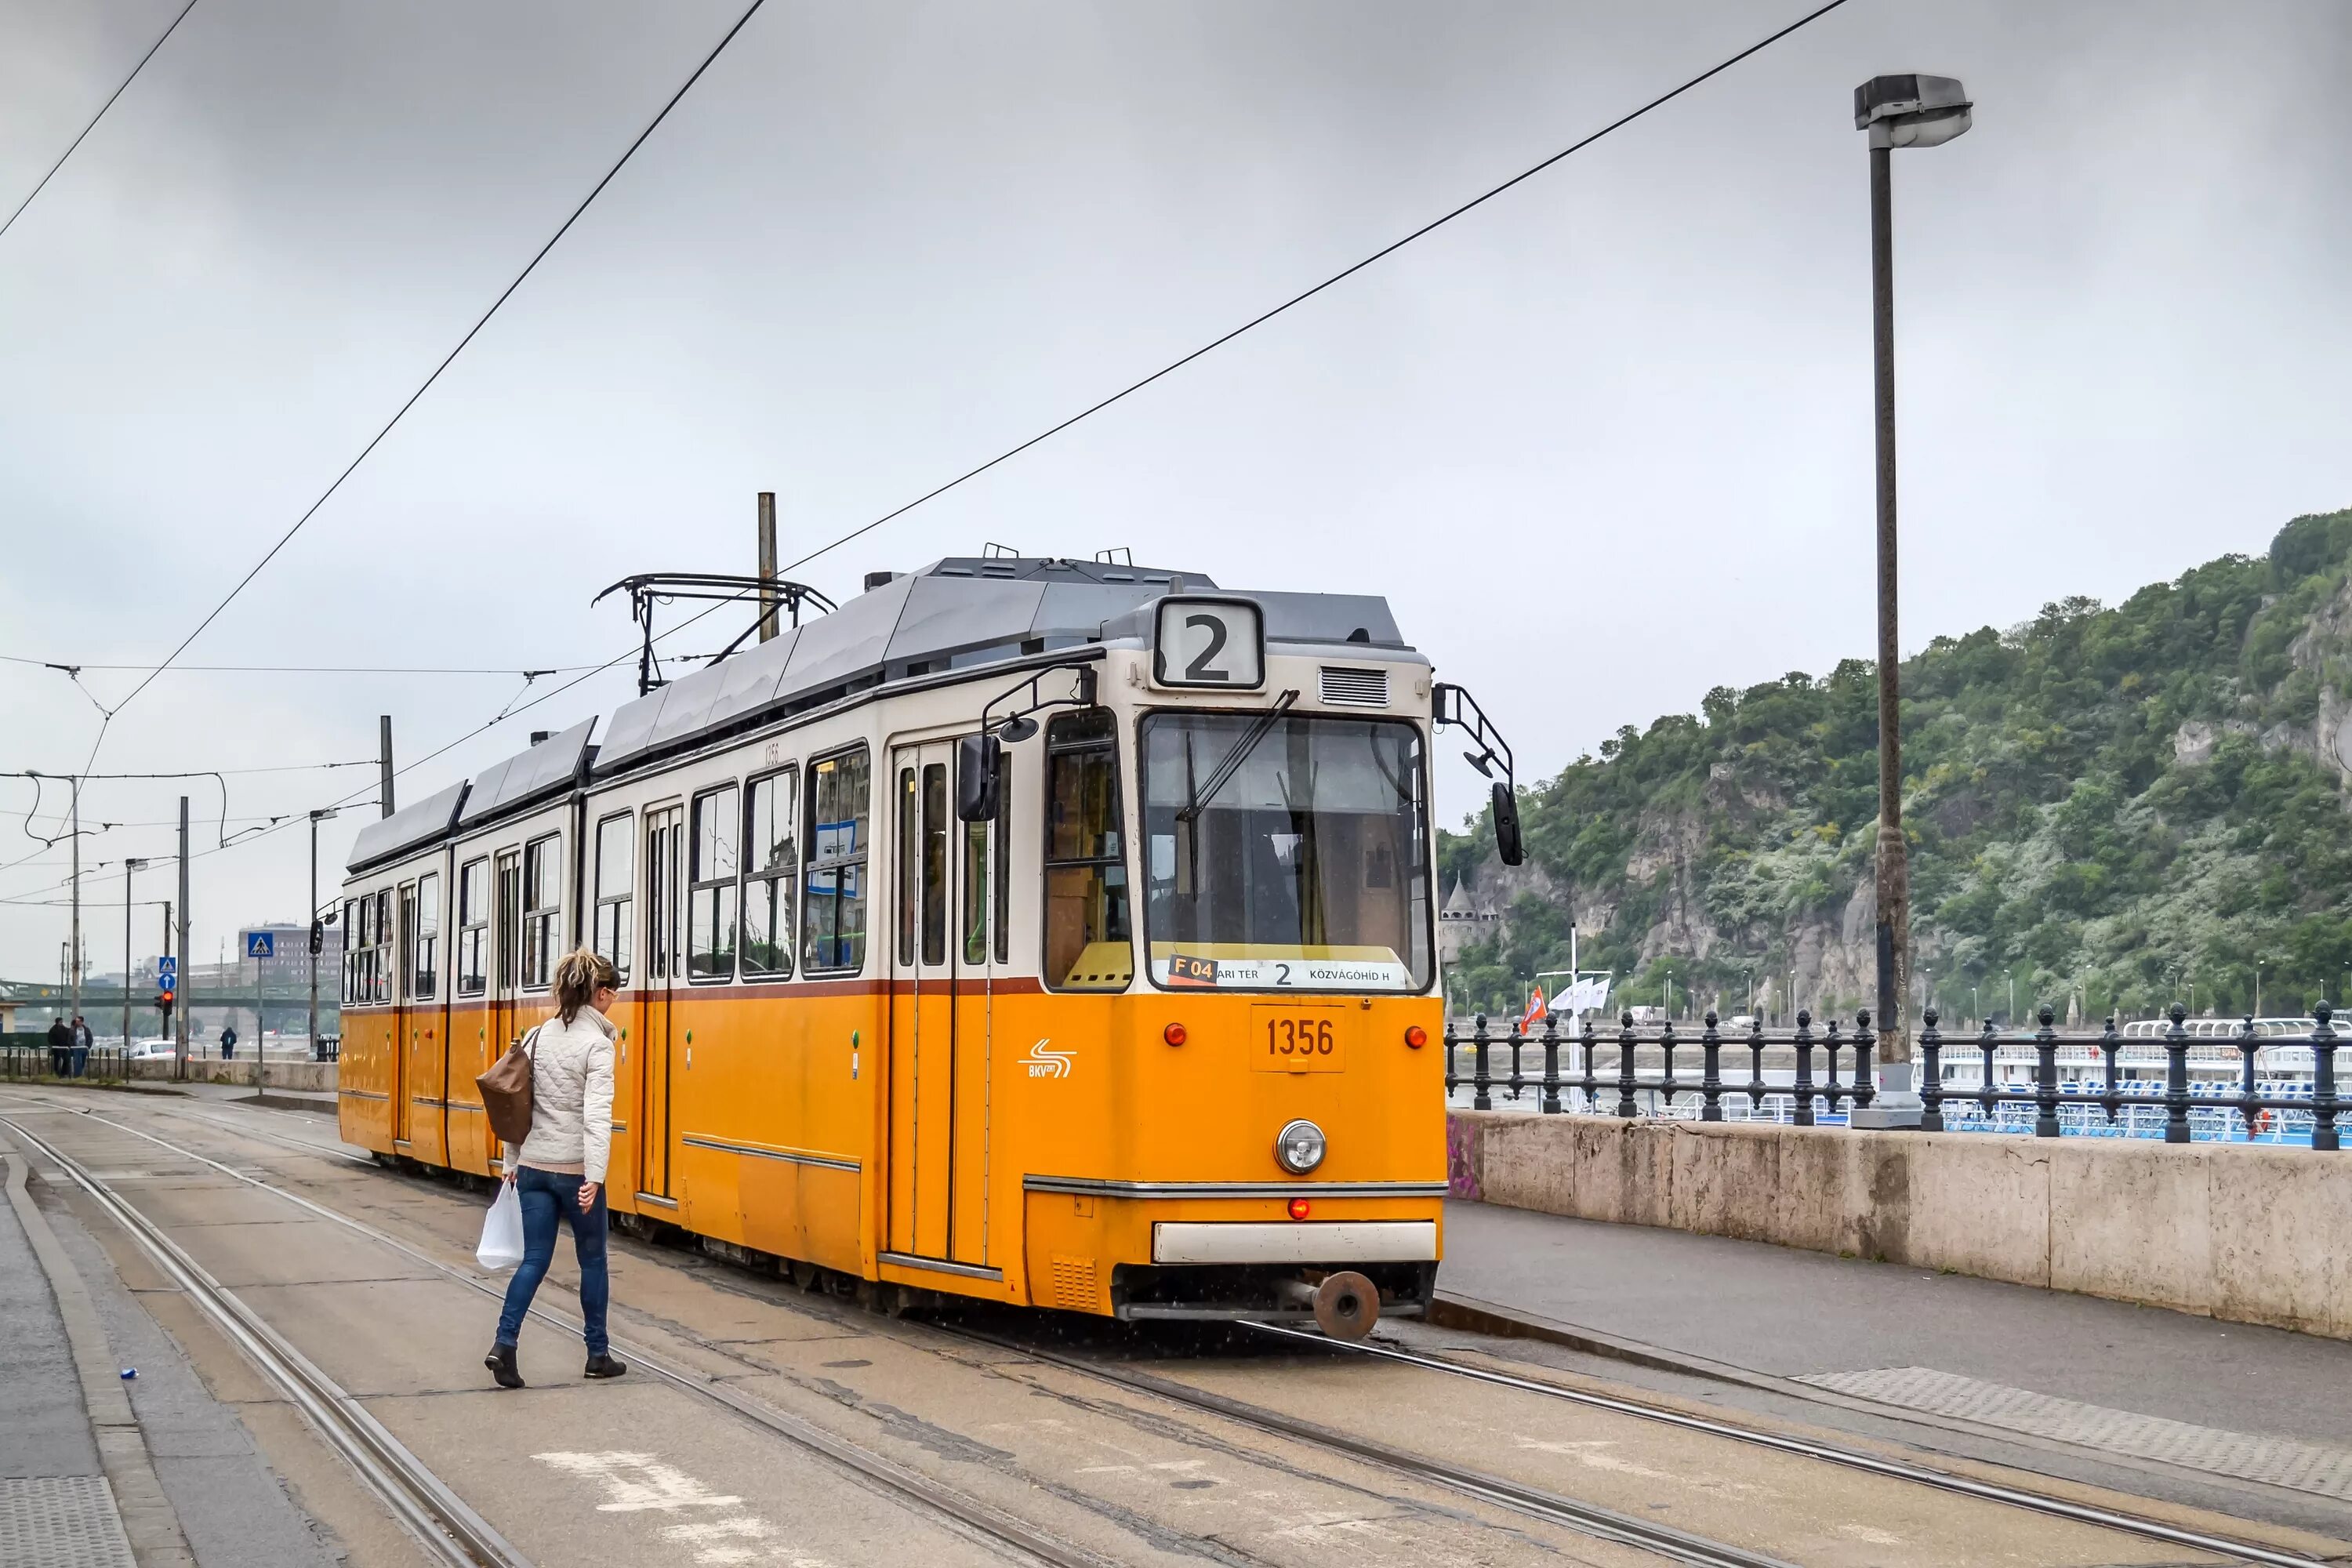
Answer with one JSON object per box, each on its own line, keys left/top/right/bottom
{"left": 1520, "top": 985, "right": 1545, "bottom": 1035}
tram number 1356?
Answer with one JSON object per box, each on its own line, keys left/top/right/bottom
{"left": 1253, "top": 1007, "right": 1345, "bottom": 1073}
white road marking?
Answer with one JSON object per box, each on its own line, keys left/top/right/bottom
{"left": 533, "top": 1452, "right": 833, "bottom": 1565}
{"left": 534, "top": 1451, "right": 742, "bottom": 1512}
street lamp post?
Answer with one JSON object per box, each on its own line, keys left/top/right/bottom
{"left": 1849, "top": 73, "right": 1972, "bottom": 1131}
{"left": 122, "top": 858, "right": 147, "bottom": 1054}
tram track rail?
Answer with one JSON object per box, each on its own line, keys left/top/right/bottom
{"left": 935, "top": 1321, "right": 1798, "bottom": 1568}
{"left": 1233, "top": 1323, "right": 2336, "bottom": 1568}
{"left": 32, "top": 1090, "right": 2343, "bottom": 1568}
{"left": 0, "top": 1110, "right": 532, "bottom": 1568}
{"left": 28, "top": 1095, "right": 1797, "bottom": 1566}
{"left": 1, "top": 1098, "right": 1120, "bottom": 1568}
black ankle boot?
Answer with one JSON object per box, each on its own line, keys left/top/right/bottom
{"left": 583, "top": 1352, "right": 627, "bottom": 1380}
{"left": 485, "top": 1342, "right": 524, "bottom": 1388}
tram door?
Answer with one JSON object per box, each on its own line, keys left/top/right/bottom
{"left": 887, "top": 743, "right": 988, "bottom": 1265}
{"left": 638, "top": 805, "right": 684, "bottom": 1203}
{"left": 391, "top": 880, "right": 416, "bottom": 1147}
{"left": 489, "top": 850, "right": 520, "bottom": 1163}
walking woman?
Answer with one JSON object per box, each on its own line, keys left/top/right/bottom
{"left": 485, "top": 946, "right": 626, "bottom": 1387}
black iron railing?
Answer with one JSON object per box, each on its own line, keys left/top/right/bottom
{"left": 1442, "top": 1009, "right": 1878, "bottom": 1124}
{"left": 1919, "top": 1002, "right": 2342, "bottom": 1149}
{"left": 1, "top": 1044, "right": 132, "bottom": 1082}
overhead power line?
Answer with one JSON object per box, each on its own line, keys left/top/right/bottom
{"left": 96, "top": 0, "right": 771, "bottom": 737}
{"left": 780, "top": 0, "right": 1852, "bottom": 578}
{"left": 0, "top": 0, "right": 201, "bottom": 242}
{"left": 0, "top": 652, "right": 597, "bottom": 677}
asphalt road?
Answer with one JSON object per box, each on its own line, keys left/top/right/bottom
{"left": 4, "top": 1085, "right": 2344, "bottom": 1568}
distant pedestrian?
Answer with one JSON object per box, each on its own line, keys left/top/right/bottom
{"left": 70, "top": 1015, "right": 93, "bottom": 1078}
{"left": 47, "top": 1016, "right": 71, "bottom": 1076}
{"left": 485, "top": 946, "right": 623, "bottom": 1389}
{"left": 220, "top": 1023, "right": 238, "bottom": 1061}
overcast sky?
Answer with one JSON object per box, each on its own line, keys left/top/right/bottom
{"left": 3, "top": 0, "right": 2347, "bottom": 987}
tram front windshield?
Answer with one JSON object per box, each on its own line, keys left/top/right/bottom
{"left": 1139, "top": 711, "right": 1431, "bottom": 993}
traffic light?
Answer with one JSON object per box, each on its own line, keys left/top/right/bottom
{"left": 158, "top": 987, "right": 175, "bottom": 1022}
{"left": 309, "top": 920, "right": 325, "bottom": 956}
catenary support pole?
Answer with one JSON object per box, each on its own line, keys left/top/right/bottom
{"left": 757, "top": 491, "right": 779, "bottom": 642}
{"left": 177, "top": 797, "right": 191, "bottom": 1080}
{"left": 378, "top": 715, "right": 395, "bottom": 818}
{"left": 70, "top": 775, "right": 82, "bottom": 1035}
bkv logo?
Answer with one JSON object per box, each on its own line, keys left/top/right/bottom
{"left": 1025, "top": 1040, "right": 1073, "bottom": 1079}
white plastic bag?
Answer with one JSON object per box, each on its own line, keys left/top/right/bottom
{"left": 477, "top": 1178, "right": 524, "bottom": 1271}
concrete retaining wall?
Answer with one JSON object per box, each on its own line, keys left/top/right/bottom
{"left": 125, "top": 1058, "right": 337, "bottom": 1091}
{"left": 1449, "top": 1110, "right": 2352, "bottom": 1341}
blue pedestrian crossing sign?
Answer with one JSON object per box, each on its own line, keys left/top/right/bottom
{"left": 158, "top": 956, "right": 176, "bottom": 984}
{"left": 245, "top": 931, "right": 275, "bottom": 959}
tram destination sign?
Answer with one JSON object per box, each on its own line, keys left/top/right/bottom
{"left": 1152, "top": 597, "right": 1264, "bottom": 691}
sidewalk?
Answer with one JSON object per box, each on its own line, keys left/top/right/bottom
{"left": 1433, "top": 1197, "right": 2352, "bottom": 1531}
{"left": 0, "top": 1143, "right": 161, "bottom": 1566}
{"left": 0, "top": 1123, "right": 341, "bottom": 1566}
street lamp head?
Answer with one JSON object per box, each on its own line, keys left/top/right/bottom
{"left": 1854, "top": 74, "right": 1972, "bottom": 149}
{"left": 310, "top": 808, "right": 341, "bottom": 822}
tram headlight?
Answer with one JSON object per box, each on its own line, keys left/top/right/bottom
{"left": 1274, "top": 1119, "right": 1326, "bottom": 1175}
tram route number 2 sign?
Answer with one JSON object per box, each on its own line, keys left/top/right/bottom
{"left": 1152, "top": 597, "right": 1264, "bottom": 691}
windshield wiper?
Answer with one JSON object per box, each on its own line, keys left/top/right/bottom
{"left": 1176, "top": 689, "right": 1298, "bottom": 825}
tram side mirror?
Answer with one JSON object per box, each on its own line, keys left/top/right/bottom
{"left": 1491, "top": 780, "right": 1525, "bottom": 866}
{"left": 957, "top": 732, "right": 1002, "bottom": 822}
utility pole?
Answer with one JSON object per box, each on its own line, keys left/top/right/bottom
{"left": 70, "top": 774, "right": 82, "bottom": 1036}
{"left": 378, "top": 716, "right": 396, "bottom": 818}
{"left": 177, "top": 796, "right": 191, "bottom": 1079}
{"left": 757, "top": 491, "right": 780, "bottom": 643}
{"left": 122, "top": 858, "right": 147, "bottom": 1049}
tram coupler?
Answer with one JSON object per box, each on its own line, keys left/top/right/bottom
{"left": 1282, "top": 1271, "right": 1380, "bottom": 1341}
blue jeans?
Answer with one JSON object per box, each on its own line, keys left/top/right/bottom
{"left": 493, "top": 1167, "right": 609, "bottom": 1355}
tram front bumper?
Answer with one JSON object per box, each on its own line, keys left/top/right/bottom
{"left": 1150, "top": 1219, "right": 1436, "bottom": 1265}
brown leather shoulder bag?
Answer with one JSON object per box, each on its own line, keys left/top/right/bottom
{"left": 477, "top": 1024, "right": 542, "bottom": 1149}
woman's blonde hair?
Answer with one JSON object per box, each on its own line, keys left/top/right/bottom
{"left": 554, "top": 946, "right": 620, "bottom": 1025}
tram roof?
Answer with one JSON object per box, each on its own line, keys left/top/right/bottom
{"left": 348, "top": 555, "right": 1407, "bottom": 875}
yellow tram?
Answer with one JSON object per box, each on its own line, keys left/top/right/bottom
{"left": 336, "top": 556, "right": 1522, "bottom": 1337}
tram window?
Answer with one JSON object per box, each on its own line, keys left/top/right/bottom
{"left": 963, "top": 748, "right": 1011, "bottom": 966}
{"left": 398, "top": 884, "right": 419, "bottom": 1005}
{"left": 1044, "top": 711, "right": 1131, "bottom": 991}
{"left": 994, "top": 750, "right": 1011, "bottom": 965}
{"left": 920, "top": 763, "right": 949, "bottom": 966}
{"left": 372, "top": 888, "right": 393, "bottom": 1004}
{"left": 521, "top": 834, "right": 561, "bottom": 989}
{"left": 496, "top": 851, "right": 520, "bottom": 993}
{"left": 742, "top": 770, "right": 797, "bottom": 978}
{"left": 689, "top": 785, "right": 739, "bottom": 981}
{"left": 456, "top": 858, "right": 488, "bottom": 996}
{"left": 803, "top": 746, "right": 870, "bottom": 973}
{"left": 341, "top": 900, "right": 358, "bottom": 1004}
{"left": 593, "top": 814, "right": 633, "bottom": 982}
{"left": 413, "top": 873, "right": 439, "bottom": 1000}
{"left": 896, "top": 766, "right": 918, "bottom": 967}
{"left": 1137, "top": 712, "right": 1432, "bottom": 993}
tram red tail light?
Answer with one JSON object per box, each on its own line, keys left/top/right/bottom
{"left": 1288, "top": 1197, "right": 1311, "bottom": 1221}
{"left": 1404, "top": 1025, "right": 1427, "bottom": 1048}
{"left": 1163, "top": 1022, "right": 1188, "bottom": 1047}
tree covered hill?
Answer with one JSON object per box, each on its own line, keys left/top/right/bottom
{"left": 1439, "top": 507, "right": 2352, "bottom": 1025}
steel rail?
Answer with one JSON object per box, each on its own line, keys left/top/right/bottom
{"left": 18, "top": 1100, "right": 1113, "bottom": 1568}
{"left": 0, "top": 1112, "right": 532, "bottom": 1568}
{"left": 938, "top": 1323, "right": 1796, "bottom": 1568}
{"left": 54, "top": 1094, "right": 2330, "bottom": 1568}
{"left": 1242, "top": 1323, "right": 2331, "bottom": 1568}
